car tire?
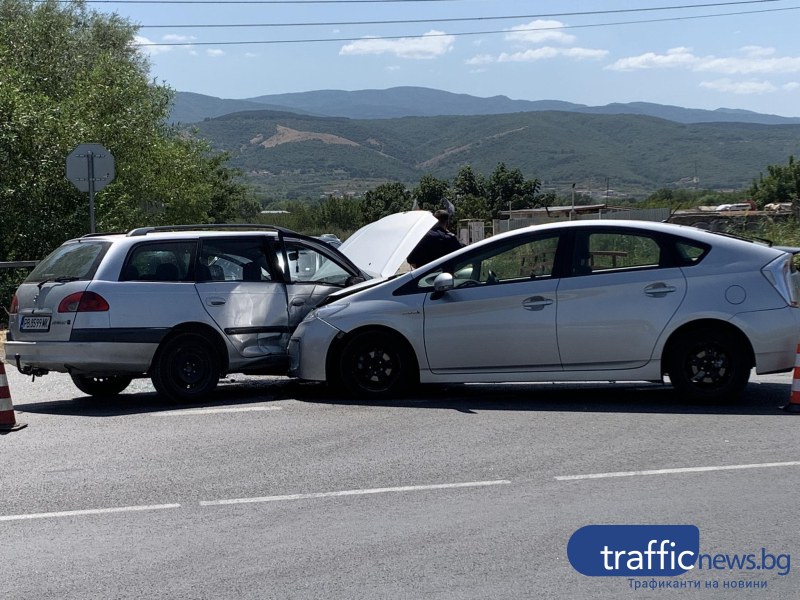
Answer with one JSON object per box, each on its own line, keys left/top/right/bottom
{"left": 151, "top": 332, "right": 219, "bottom": 402}
{"left": 338, "top": 330, "right": 417, "bottom": 398}
{"left": 70, "top": 373, "right": 133, "bottom": 397}
{"left": 666, "top": 327, "right": 751, "bottom": 401}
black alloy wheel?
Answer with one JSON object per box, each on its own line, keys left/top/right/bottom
{"left": 667, "top": 328, "right": 750, "bottom": 401}
{"left": 338, "top": 330, "right": 415, "bottom": 398}
{"left": 151, "top": 332, "right": 219, "bottom": 402}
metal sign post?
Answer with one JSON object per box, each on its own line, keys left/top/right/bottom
{"left": 65, "top": 143, "right": 115, "bottom": 233}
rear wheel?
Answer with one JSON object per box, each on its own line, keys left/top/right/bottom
{"left": 151, "top": 332, "right": 219, "bottom": 402}
{"left": 667, "top": 328, "right": 751, "bottom": 401}
{"left": 70, "top": 374, "right": 132, "bottom": 397}
{"left": 338, "top": 330, "right": 416, "bottom": 398}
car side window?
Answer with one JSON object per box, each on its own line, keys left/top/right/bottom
{"left": 124, "top": 242, "right": 195, "bottom": 281}
{"left": 675, "top": 240, "right": 709, "bottom": 265}
{"left": 197, "top": 239, "right": 273, "bottom": 282}
{"left": 572, "top": 232, "right": 661, "bottom": 276}
{"left": 281, "top": 241, "right": 353, "bottom": 286}
{"left": 416, "top": 234, "right": 560, "bottom": 289}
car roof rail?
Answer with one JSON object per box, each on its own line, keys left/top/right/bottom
{"left": 126, "top": 224, "right": 299, "bottom": 237}
{"left": 79, "top": 231, "right": 127, "bottom": 238}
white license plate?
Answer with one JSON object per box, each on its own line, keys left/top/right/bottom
{"left": 20, "top": 316, "right": 51, "bottom": 332}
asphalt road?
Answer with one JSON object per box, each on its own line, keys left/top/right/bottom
{"left": 2, "top": 367, "right": 799, "bottom": 599}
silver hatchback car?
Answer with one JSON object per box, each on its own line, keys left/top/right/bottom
{"left": 290, "top": 220, "right": 800, "bottom": 401}
{"left": 5, "top": 216, "right": 436, "bottom": 401}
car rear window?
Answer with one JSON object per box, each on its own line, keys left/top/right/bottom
{"left": 25, "top": 240, "right": 110, "bottom": 282}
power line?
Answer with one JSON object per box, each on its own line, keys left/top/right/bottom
{"left": 134, "top": 5, "right": 800, "bottom": 45}
{"left": 53, "top": 0, "right": 486, "bottom": 4}
{"left": 135, "top": 0, "right": 789, "bottom": 28}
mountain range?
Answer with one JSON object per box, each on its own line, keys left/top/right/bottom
{"left": 171, "top": 86, "right": 800, "bottom": 125}
{"left": 173, "top": 87, "right": 800, "bottom": 201}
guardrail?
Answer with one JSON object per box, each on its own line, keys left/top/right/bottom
{"left": 0, "top": 261, "right": 38, "bottom": 269}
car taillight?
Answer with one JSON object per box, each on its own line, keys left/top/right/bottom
{"left": 762, "top": 255, "right": 798, "bottom": 307}
{"left": 9, "top": 294, "right": 18, "bottom": 314}
{"left": 57, "top": 291, "right": 110, "bottom": 313}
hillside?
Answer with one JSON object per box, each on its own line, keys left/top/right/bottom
{"left": 187, "top": 109, "right": 800, "bottom": 200}
{"left": 171, "top": 86, "right": 800, "bottom": 125}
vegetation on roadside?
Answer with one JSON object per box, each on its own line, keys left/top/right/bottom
{"left": 0, "top": 0, "right": 259, "bottom": 264}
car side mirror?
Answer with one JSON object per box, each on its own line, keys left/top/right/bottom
{"left": 433, "top": 272, "right": 454, "bottom": 292}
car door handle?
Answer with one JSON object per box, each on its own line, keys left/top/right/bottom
{"left": 206, "top": 297, "right": 226, "bottom": 306}
{"left": 644, "top": 283, "right": 678, "bottom": 297}
{"left": 522, "top": 296, "right": 554, "bottom": 311}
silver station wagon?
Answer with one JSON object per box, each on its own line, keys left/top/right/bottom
{"left": 5, "top": 214, "right": 436, "bottom": 401}
{"left": 289, "top": 220, "right": 800, "bottom": 401}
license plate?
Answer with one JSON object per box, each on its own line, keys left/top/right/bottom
{"left": 20, "top": 315, "right": 51, "bottom": 332}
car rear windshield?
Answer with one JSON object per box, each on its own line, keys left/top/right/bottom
{"left": 25, "top": 240, "right": 111, "bottom": 283}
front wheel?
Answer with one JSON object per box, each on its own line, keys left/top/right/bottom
{"left": 151, "top": 332, "right": 220, "bottom": 402}
{"left": 70, "top": 374, "right": 133, "bottom": 397}
{"left": 337, "top": 330, "right": 417, "bottom": 398}
{"left": 666, "top": 328, "right": 751, "bottom": 401}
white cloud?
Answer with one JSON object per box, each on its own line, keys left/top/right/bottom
{"left": 699, "top": 78, "right": 777, "bottom": 94}
{"left": 608, "top": 46, "right": 800, "bottom": 75}
{"left": 132, "top": 35, "right": 172, "bottom": 56}
{"left": 784, "top": 82, "right": 800, "bottom": 90}
{"left": 466, "top": 19, "right": 605, "bottom": 67}
{"left": 163, "top": 34, "right": 195, "bottom": 44}
{"left": 206, "top": 49, "right": 225, "bottom": 57}
{"left": 465, "top": 54, "right": 494, "bottom": 66}
{"left": 741, "top": 46, "right": 776, "bottom": 58}
{"left": 339, "top": 30, "right": 455, "bottom": 59}
{"left": 505, "top": 20, "right": 576, "bottom": 45}
{"left": 607, "top": 47, "right": 699, "bottom": 71}
{"left": 499, "top": 47, "right": 607, "bottom": 62}
{"left": 133, "top": 34, "right": 199, "bottom": 56}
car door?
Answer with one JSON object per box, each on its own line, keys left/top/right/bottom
{"left": 194, "top": 237, "right": 291, "bottom": 358}
{"left": 422, "top": 233, "right": 563, "bottom": 373}
{"left": 556, "top": 228, "right": 687, "bottom": 370}
{"left": 279, "top": 238, "right": 365, "bottom": 330}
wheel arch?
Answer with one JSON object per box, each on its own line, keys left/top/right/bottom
{"left": 661, "top": 319, "right": 755, "bottom": 374}
{"left": 325, "top": 325, "right": 420, "bottom": 386}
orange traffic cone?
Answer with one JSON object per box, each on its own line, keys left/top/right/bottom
{"left": 782, "top": 344, "right": 800, "bottom": 413}
{"left": 0, "top": 361, "right": 27, "bottom": 431}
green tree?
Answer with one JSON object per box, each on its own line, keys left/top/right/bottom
{"left": 452, "top": 165, "right": 486, "bottom": 200}
{"left": 319, "top": 195, "right": 364, "bottom": 232}
{"left": 749, "top": 156, "right": 800, "bottom": 208}
{"left": 412, "top": 174, "right": 450, "bottom": 212}
{"left": 0, "top": 0, "right": 254, "bottom": 264}
{"left": 360, "top": 182, "right": 411, "bottom": 223}
{"left": 485, "top": 163, "right": 541, "bottom": 217}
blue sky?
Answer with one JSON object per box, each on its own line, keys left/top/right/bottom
{"left": 109, "top": 0, "right": 800, "bottom": 116}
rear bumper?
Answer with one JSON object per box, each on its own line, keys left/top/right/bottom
{"left": 5, "top": 340, "right": 156, "bottom": 375}
{"left": 734, "top": 306, "right": 800, "bottom": 374}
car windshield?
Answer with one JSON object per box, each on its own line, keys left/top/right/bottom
{"left": 25, "top": 240, "right": 110, "bottom": 283}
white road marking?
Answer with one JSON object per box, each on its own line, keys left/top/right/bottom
{"left": 0, "top": 503, "right": 181, "bottom": 522}
{"left": 152, "top": 406, "right": 283, "bottom": 416}
{"left": 199, "top": 479, "right": 512, "bottom": 506}
{"left": 556, "top": 460, "right": 800, "bottom": 481}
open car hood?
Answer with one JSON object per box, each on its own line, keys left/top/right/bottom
{"left": 339, "top": 211, "right": 437, "bottom": 278}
